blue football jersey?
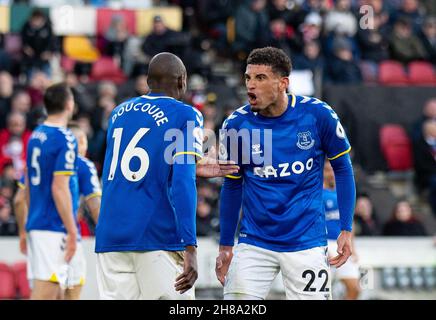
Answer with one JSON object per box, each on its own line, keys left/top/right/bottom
{"left": 77, "top": 155, "right": 102, "bottom": 200}
{"left": 26, "top": 124, "right": 79, "bottom": 233}
{"left": 95, "top": 93, "right": 203, "bottom": 252}
{"left": 323, "top": 188, "right": 341, "bottom": 240}
{"left": 219, "top": 95, "right": 351, "bottom": 252}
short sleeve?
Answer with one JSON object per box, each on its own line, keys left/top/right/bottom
{"left": 317, "top": 103, "right": 351, "bottom": 160}
{"left": 78, "top": 158, "right": 102, "bottom": 199}
{"left": 54, "top": 130, "right": 77, "bottom": 176}
{"left": 173, "top": 107, "right": 204, "bottom": 163}
{"left": 17, "top": 175, "right": 25, "bottom": 189}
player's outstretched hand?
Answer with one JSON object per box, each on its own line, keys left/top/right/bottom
{"left": 175, "top": 246, "right": 198, "bottom": 294}
{"left": 329, "top": 230, "right": 352, "bottom": 268}
{"left": 215, "top": 246, "right": 233, "bottom": 286}
{"left": 19, "top": 232, "right": 27, "bottom": 255}
{"left": 196, "top": 146, "right": 239, "bottom": 178}
{"left": 64, "top": 232, "right": 77, "bottom": 263}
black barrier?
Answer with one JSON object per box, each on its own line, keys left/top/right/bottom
{"left": 322, "top": 84, "right": 436, "bottom": 172}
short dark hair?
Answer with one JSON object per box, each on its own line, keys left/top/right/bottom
{"left": 247, "top": 47, "right": 292, "bottom": 77}
{"left": 43, "top": 83, "right": 73, "bottom": 115}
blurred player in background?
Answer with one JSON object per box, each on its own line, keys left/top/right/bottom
{"left": 15, "top": 121, "right": 101, "bottom": 299}
{"left": 323, "top": 160, "right": 360, "bottom": 300}
{"left": 21, "top": 83, "right": 82, "bottom": 299}
{"left": 216, "top": 47, "right": 356, "bottom": 300}
{"left": 95, "top": 52, "right": 238, "bottom": 300}
{"left": 68, "top": 122, "right": 102, "bottom": 225}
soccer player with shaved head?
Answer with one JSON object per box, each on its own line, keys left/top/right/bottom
{"left": 95, "top": 52, "right": 238, "bottom": 300}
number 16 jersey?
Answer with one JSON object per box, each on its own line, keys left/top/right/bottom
{"left": 95, "top": 93, "right": 203, "bottom": 253}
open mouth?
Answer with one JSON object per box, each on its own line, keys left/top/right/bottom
{"left": 247, "top": 92, "right": 257, "bottom": 105}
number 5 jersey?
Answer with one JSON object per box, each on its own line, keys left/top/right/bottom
{"left": 26, "top": 124, "right": 79, "bottom": 233}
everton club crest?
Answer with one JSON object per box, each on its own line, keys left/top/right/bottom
{"left": 297, "top": 131, "right": 315, "bottom": 150}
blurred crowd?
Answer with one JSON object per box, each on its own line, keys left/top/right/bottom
{"left": 0, "top": 0, "right": 435, "bottom": 237}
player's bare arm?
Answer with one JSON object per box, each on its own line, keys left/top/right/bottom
{"left": 14, "top": 187, "right": 28, "bottom": 255}
{"left": 85, "top": 196, "right": 101, "bottom": 224}
{"left": 52, "top": 174, "right": 78, "bottom": 263}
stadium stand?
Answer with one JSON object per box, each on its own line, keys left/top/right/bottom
{"left": 408, "top": 61, "right": 436, "bottom": 85}
{"left": 12, "top": 261, "right": 30, "bottom": 299}
{"left": 378, "top": 60, "right": 409, "bottom": 85}
{"left": 380, "top": 124, "right": 414, "bottom": 171}
{"left": 89, "top": 56, "right": 127, "bottom": 83}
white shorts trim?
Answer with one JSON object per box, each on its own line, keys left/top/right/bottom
{"left": 27, "top": 230, "right": 86, "bottom": 288}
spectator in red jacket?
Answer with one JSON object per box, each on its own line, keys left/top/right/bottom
{"left": 0, "top": 112, "right": 31, "bottom": 177}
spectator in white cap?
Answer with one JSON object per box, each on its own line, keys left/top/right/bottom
{"left": 324, "top": 0, "right": 358, "bottom": 37}
{"left": 300, "top": 12, "right": 323, "bottom": 44}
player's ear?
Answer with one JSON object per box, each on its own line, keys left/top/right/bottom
{"left": 177, "top": 74, "right": 186, "bottom": 93}
{"left": 177, "top": 75, "right": 186, "bottom": 91}
{"left": 280, "top": 76, "right": 290, "bottom": 91}
{"left": 177, "top": 76, "right": 183, "bottom": 89}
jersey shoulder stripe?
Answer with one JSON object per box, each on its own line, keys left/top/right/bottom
{"left": 296, "top": 95, "right": 328, "bottom": 107}
{"left": 57, "top": 126, "right": 76, "bottom": 142}
{"left": 222, "top": 104, "right": 250, "bottom": 129}
{"left": 295, "top": 95, "right": 339, "bottom": 118}
{"left": 178, "top": 103, "right": 204, "bottom": 121}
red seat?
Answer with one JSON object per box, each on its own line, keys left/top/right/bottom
{"left": 379, "top": 60, "right": 409, "bottom": 85}
{"left": 379, "top": 124, "right": 414, "bottom": 171}
{"left": 0, "top": 262, "right": 16, "bottom": 299}
{"left": 11, "top": 262, "right": 30, "bottom": 299}
{"left": 408, "top": 61, "right": 436, "bottom": 85}
{"left": 90, "top": 57, "right": 127, "bottom": 84}
{"left": 96, "top": 9, "right": 136, "bottom": 36}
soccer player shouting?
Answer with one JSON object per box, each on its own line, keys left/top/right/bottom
{"left": 216, "top": 47, "right": 356, "bottom": 300}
